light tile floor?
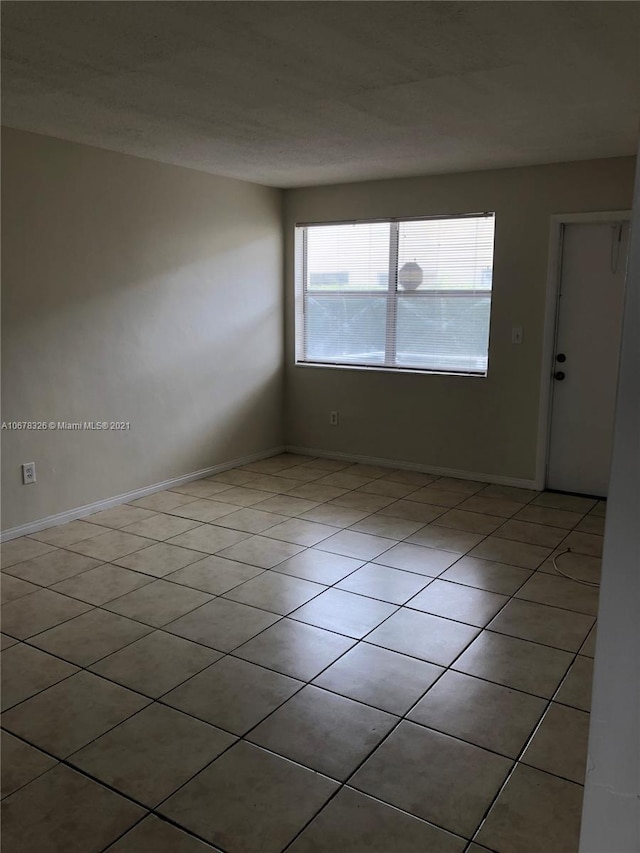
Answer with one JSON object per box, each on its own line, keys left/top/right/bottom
{"left": 1, "top": 453, "right": 602, "bottom": 852}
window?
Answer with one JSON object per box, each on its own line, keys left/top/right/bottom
{"left": 295, "top": 213, "right": 495, "bottom": 375}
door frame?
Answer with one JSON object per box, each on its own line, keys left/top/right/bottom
{"left": 535, "top": 210, "right": 632, "bottom": 491}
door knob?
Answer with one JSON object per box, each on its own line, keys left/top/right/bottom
{"left": 554, "top": 371, "right": 566, "bottom": 381}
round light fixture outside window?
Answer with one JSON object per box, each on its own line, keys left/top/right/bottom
{"left": 398, "top": 261, "right": 423, "bottom": 290}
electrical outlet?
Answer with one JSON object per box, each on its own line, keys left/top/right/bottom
{"left": 22, "top": 462, "right": 36, "bottom": 485}
{"left": 329, "top": 411, "right": 339, "bottom": 426}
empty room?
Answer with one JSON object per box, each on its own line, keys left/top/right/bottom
{"left": 1, "top": 3, "right": 639, "bottom": 853}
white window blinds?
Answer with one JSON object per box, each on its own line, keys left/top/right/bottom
{"left": 295, "top": 213, "right": 495, "bottom": 375}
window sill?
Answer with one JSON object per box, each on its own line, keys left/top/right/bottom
{"left": 294, "top": 361, "right": 488, "bottom": 378}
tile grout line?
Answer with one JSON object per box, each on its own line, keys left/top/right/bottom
{"left": 220, "top": 484, "right": 590, "bottom": 846}
{"left": 265, "top": 474, "right": 596, "bottom": 847}
{"left": 2, "top": 496, "right": 598, "bottom": 719}
{"left": 468, "top": 638, "right": 591, "bottom": 848}
{"left": 2, "top": 471, "right": 597, "bottom": 716}
{"left": 1, "top": 457, "right": 602, "bottom": 851}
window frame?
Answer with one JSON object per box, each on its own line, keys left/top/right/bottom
{"left": 294, "top": 212, "right": 495, "bottom": 377}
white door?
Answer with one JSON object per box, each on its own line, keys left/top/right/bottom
{"left": 547, "top": 220, "right": 630, "bottom": 497}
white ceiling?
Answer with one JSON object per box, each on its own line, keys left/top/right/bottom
{"left": 2, "top": 2, "right": 639, "bottom": 187}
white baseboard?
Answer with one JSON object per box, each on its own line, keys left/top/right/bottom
{"left": 0, "top": 446, "right": 285, "bottom": 543}
{"left": 2, "top": 443, "right": 537, "bottom": 543}
{"left": 286, "top": 445, "right": 538, "bottom": 490}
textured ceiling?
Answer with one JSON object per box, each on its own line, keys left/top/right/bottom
{"left": 2, "top": 1, "right": 639, "bottom": 187}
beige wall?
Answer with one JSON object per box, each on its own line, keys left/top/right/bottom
{"left": 1, "top": 129, "right": 284, "bottom": 532}
{"left": 284, "top": 158, "right": 635, "bottom": 482}
{"left": 2, "top": 134, "right": 634, "bottom": 531}
{"left": 580, "top": 142, "right": 640, "bottom": 852}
